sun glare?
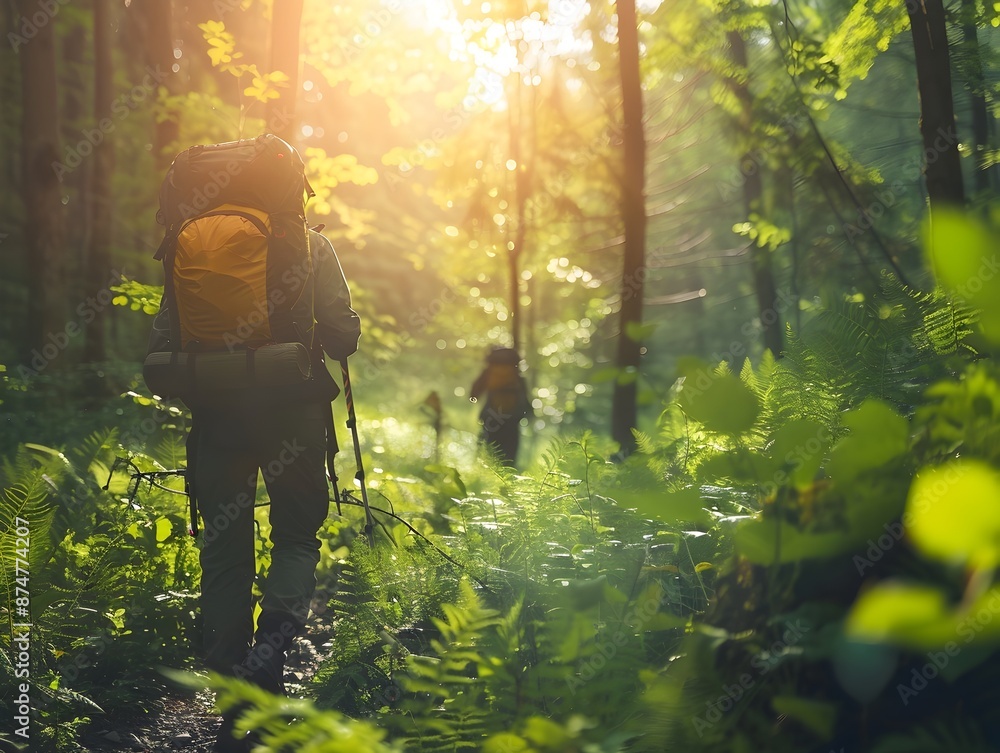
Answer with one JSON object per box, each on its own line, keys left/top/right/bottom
{"left": 392, "top": 0, "right": 597, "bottom": 109}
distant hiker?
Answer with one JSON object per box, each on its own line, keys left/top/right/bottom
{"left": 143, "top": 136, "right": 361, "bottom": 753}
{"left": 470, "top": 347, "right": 530, "bottom": 467}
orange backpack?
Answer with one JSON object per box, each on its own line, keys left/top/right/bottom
{"left": 144, "top": 135, "right": 317, "bottom": 398}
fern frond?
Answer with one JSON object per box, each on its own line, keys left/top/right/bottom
{"left": 152, "top": 432, "right": 188, "bottom": 469}
{"left": 0, "top": 458, "right": 58, "bottom": 567}
{"left": 68, "top": 427, "right": 119, "bottom": 487}
{"left": 0, "top": 454, "right": 58, "bottom": 634}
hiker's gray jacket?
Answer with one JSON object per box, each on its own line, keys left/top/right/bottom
{"left": 147, "top": 229, "right": 361, "bottom": 360}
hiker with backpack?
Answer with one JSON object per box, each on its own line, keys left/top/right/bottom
{"left": 144, "top": 135, "right": 360, "bottom": 752}
{"left": 470, "top": 347, "right": 530, "bottom": 467}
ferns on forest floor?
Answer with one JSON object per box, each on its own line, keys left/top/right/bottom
{"left": 625, "top": 273, "right": 1000, "bottom": 751}
{"left": 2, "top": 259, "right": 998, "bottom": 752}
{"left": 307, "top": 432, "right": 698, "bottom": 752}
{"left": 0, "top": 429, "right": 201, "bottom": 749}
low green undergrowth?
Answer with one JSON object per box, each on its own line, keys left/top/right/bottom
{"left": 4, "top": 212, "right": 1000, "bottom": 752}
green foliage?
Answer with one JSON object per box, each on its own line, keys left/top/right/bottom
{"left": 825, "top": 0, "right": 909, "bottom": 94}
{"left": 0, "top": 451, "right": 57, "bottom": 599}
{"left": 632, "top": 212, "right": 1000, "bottom": 752}
{"left": 306, "top": 431, "right": 698, "bottom": 751}
{"left": 311, "top": 520, "right": 464, "bottom": 716}
{"left": 174, "top": 671, "right": 402, "bottom": 752}
{"left": 0, "top": 418, "right": 199, "bottom": 746}
{"left": 781, "top": 274, "right": 978, "bottom": 412}
{"left": 925, "top": 209, "right": 1000, "bottom": 340}
{"left": 396, "top": 580, "right": 501, "bottom": 749}
{"left": 111, "top": 278, "right": 162, "bottom": 316}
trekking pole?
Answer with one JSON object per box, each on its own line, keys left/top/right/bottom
{"left": 326, "top": 406, "right": 342, "bottom": 517}
{"left": 340, "top": 358, "right": 376, "bottom": 546}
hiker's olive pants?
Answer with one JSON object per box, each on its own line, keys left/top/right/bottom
{"left": 481, "top": 418, "right": 520, "bottom": 467}
{"left": 192, "top": 401, "right": 330, "bottom": 675}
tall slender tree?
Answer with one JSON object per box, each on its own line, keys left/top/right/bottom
{"left": 506, "top": 88, "right": 527, "bottom": 353}
{"left": 83, "top": 0, "right": 115, "bottom": 365}
{"left": 726, "top": 29, "right": 782, "bottom": 357}
{"left": 907, "top": 0, "right": 965, "bottom": 208}
{"left": 144, "top": 0, "right": 180, "bottom": 170}
{"left": 611, "top": 0, "right": 647, "bottom": 456}
{"left": 959, "top": 0, "right": 992, "bottom": 195}
{"left": 60, "top": 21, "right": 90, "bottom": 277}
{"left": 17, "top": 0, "right": 66, "bottom": 359}
{"left": 502, "top": 24, "right": 539, "bottom": 355}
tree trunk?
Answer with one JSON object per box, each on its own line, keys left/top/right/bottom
{"left": 0, "top": 6, "right": 18, "bottom": 349}
{"left": 506, "top": 84, "right": 522, "bottom": 353}
{"left": 611, "top": 0, "right": 646, "bottom": 457}
{"left": 727, "top": 30, "right": 782, "bottom": 358}
{"left": 507, "top": 243, "right": 521, "bottom": 352}
{"left": 83, "top": 0, "right": 115, "bottom": 365}
{"left": 266, "top": 0, "right": 303, "bottom": 142}
{"left": 906, "top": 0, "right": 965, "bottom": 208}
{"left": 525, "top": 271, "right": 535, "bottom": 367}
{"left": 60, "top": 21, "right": 90, "bottom": 293}
{"left": 18, "top": 0, "right": 66, "bottom": 361}
{"left": 145, "top": 0, "right": 179, "bottom": 170}
{"left": 959, "top": 0, "right": 990, "bottom": 195}
{"left": 506, "top": 76, "right": 535, "bottom": 354}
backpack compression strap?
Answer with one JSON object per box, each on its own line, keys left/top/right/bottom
{"left": 153, "top": 209, "right": 272, "bottom": 261}
{"left": 154, "top": 209, "right": 275, "bottom": 351}
{"left": 160, "top": 240, "right": 184, "bottom": 355}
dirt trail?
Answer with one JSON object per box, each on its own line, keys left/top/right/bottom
{"left": 79, "top": 690, "right": 219, "bottom": 753}
{"left": 79, "top": 639, "right": 325, "bottom": 752}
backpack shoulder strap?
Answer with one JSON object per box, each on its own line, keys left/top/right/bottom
{"left": 153, "top": 223, "right": 183, "bottom": 351}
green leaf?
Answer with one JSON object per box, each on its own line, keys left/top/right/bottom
{"left": 558, "top": 613, "right": 596, "bottom": 662}
{"left": 846, "top": 583, "right": 955, "bottom": 647}
{"left": 696, "top": 452, "right": 773, "bottom": 483}
{"left": 484, "top": 734, "right": 530, "bottom": 753}
{"left": 736, "top": 518, "right": 858, "bottom": 563}
{"left": 602, "top": 583, "right": 629, "bottom": 604}
{"left": 676, "top": 358, "right": 760, "bottom": 435}
{"left": 566, "top": 575, "right": 609, "bottom": 610}
{"left": 423, "top": 464, "right": 466, "bottom": 497}
{"left": 154, "top": 516, "right": 172, "bottom": 542}
{"left": 925, "top": 210, "right": 990, "bottom": 291}
{"left": 842, "top": 582, "right": 1000, "bottom": 651}
{"left": 925, "top": 209, "right": 1000, "bottom": 343}
{"left": 906, "top": 460, "right": 1000, "bottom": 567}
{"left": 830, "top": 638, "right": 899, "bottom": 703}
{"left": 827, "top": 400, "right": 908, "bottom": 483}
{"left": 769, "top": 418, "right": 831, "bottom": 487}
{"left": 523, "top": 716, "right": 571, "bottom": 748}
{"left": 614, "top": 485, "right": 711, "bottom": 525}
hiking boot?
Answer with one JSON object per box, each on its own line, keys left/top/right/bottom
{"left": 213, "top": 612, "right": 300, "bottom": 749}
{"left": 212, "top": 703, "right": 252, "bottom": 753}
{"left": 240, "top": 610, "right": 302, "bottom": 696}
{"left": 243, "top": 645, "right": 286, "bottom": 696}
{"left": 212, "top": 670, "right": 277, "bottom": 752}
